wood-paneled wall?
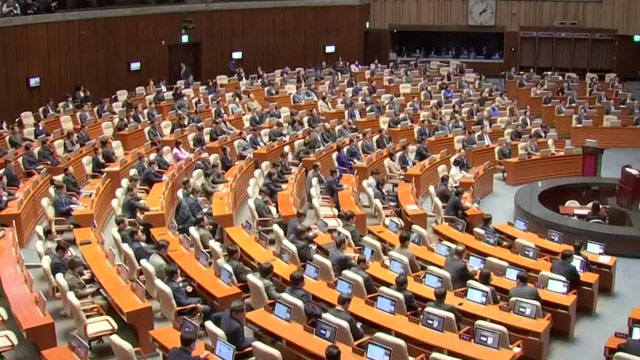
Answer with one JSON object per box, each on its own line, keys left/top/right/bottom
{"left": 0, "top": 4, "right": 368, "bottom": 121}
{"left": 370, "top": 0, "right": 640, "bottom": 35}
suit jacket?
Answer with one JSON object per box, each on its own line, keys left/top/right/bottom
{"left": 64, "top": 271, "right": 93, "bottom": 299}
{"left": 328, "top": 307, "right": 363, "bottom": 340}
{"left": 350, "top": 266, "right": 377, "bottom": 294}
{"left": 293, "top": 238, "right": 312, "bottom": 263}
{"left": 63, "top": 174, "right": 80, "bottom": 194}
{"left": 215, "top": 311, "right": 254, "bottom": 351}
{"left": 414, "top": 145, "right": 429, "bottom": 162}
{"left": 22, "top": 153, "right": 41, "bottom": 170}
{"left": 254, "top": 273, "right": 279, "bottom": 300}
{"left": 551, "top": 260, "right": 581, "bottom": 289}
{"left": 227, "top": 258, "right": 249, "bottom": 283}
{"left": 166, "top": 279, "right": 200, "bottom": 307}
{"left": 393, "top": 245, "right": 420, "bottom": 273}
{"left": 4, "top": 168, "right": 20, "bottom": 188}
{"left": 391, "top": 285, "right": 419, "bottom": 312}
{"left": 498, "top": 147, "right": 512, "bottom": 160}
{"left": 249, "top": 114, "right": 263, "bottom": 128}
{"left": 175, "top": 199, "right": 196, "bottom": 231}
{"left": 305, "top": 170, "right": 325, "bottom": 201}
{"left": 342, "top": 222, "right": 362, "bottom": 247}
{"left": 236, "top": 139, "right": 252, "bottom": 157}
{"left": 221, "top": 154, "right": 233, "bottom": 172}
{"left": 8, "top": 135, "right": 24, "bottom": 149}
{"left": 346, "top": 145, "right": 362, "bottom": 162}
{"left": 134, "top": 161, "right": 147, "bottom": 177}
{"left": 329, "top": 248, "right": 353, "bottom": 275}
{"left": 263, "top": 179, "right": 283, "bottom": 202}
{"left": 122, "top": 194, "right": 148, "bottom": 219}
{"left": 445, "top": 257, "right": 474, "bottom": 290}
{"left": 102, "top": 147, "right": 117, "bottom": 163}
{"left": 64, "top": 137, "right": 79, "bottom": 153}
{"left": 526, "top": 141, "right": 539, "bottom": 155}
{"left": 77, "top": 131, "right": 91, "bottom": 147}
{"left": 167, "top": 347, "right": 200, "bottom": 360}
{"left": 426, "top": 301, "right": 462, "bottom": 325}
{"left": 618, "top": 340, "right": 640, "bottom": 357}
{"left": 398, "top": 152, "right": 414, "bottom": 170}
{"left": 132, "top": 241, "right": 153, "bottom": 262}
{"left": 254, "top": 197, "right": 273, "bottom": 219}
{"left": 192, "top": 133, "right": 206, "bottom": 149}
{"left": 285, "top": 285, "right": 322, "bottom": 319}
{"left": 416, "top": 127, "right": 430, "bottom": 140}
{"left": 324, "top": 176, "right": 343, "bottom": 205}
{"left": 268, "top": 129, "right": 283, "bottom": 143}
{"left": 38, "top": 146, "right": 58, "bottom": 165}
{"left": 53, "top": 193, "right": 74, "bottom": 218}
{"left": 321, "top": 130, "right": 336, "bottom": 144}
{"left": 508, "top": 283, "right": 542, "bottom": 303}
{"left": 462, "top": 136, "right": 476, "bottom": 150}
{"left": 361, "top": 140, "right": 374, "bottom": 155}
{"left": 141, "top": 168, "right": 163, "bottom": 188}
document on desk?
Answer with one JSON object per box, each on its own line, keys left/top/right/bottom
{"left": 574, "top": 209, "right": 589, "bottom": 215}
{"left": 598, "top": 255, "right": 611, "bottom": 263}
{"left": 406, "top": 204, "right": 421, "bottom": 211}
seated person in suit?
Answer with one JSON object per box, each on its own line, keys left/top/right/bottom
{"left": 342, "top": 210, "right": 362, "bottom": 247}
{"left": 64, "top": 257, "right": 108, "bottom": 310}
{"left": 360, "top": 132, "right": 375, "bottom": 156}
{"left": 329, "top": 235, "right": 353, "bottom": 276}
{"left": 462, "top": 129, "right": 477, "bottom": 150}
{"left": 478, "top": 270, "right": 500, "bottom": 304}
{"left": 149, "top": 240, "right": 169, "bottom": 281}
{"left": 254, "top": 187, "right": 285, "bottom": 229}
{"left": 8, "top": 125, "right": 31, "bottom": 149}
{"left": 22, "top": 143, "right": 44, "bottom": 173}
{"left": 391, "top": 274, "right": 419, "bottom": 313}
{"left": 225, "top": 245, "right": 250, "bottom": 284}
{"left": 100, "top": 138, "right": 117, "bottom": 163}
{"left": 414, "top": 137, "right": 429, "bottom": 162}
{"left": 167, "top": 333, "right": 210, "bottom": 360}
{"left": 130, "top": 227, "right": 153, "bottom": 262}
{"left": 585, "top": 201, "right": 607, "bottom": 224}
{"left": 324, "top": 168, "right": 344, "bottom": 209}
{"left": 376, "top": 129, "right": 392, "bottom": 149}
{"left": 393, "top": 231, "right": 420, "bottom": 274}
{"left": 426, "top": 287, "right": 462, "bottom": 327}
{"left": 263, "top": 170, "right": 284, "bottom": 205}
{"left": 285, "top": 270, "right": 323, "bottom": 319}
{"left": 445, "top": 245, "right": 478, "bottom": 290}
{"left": 573, "top": 241, "right": 597, "bottom": 272}
{"left": 510, "top": 124, "right": 525, "bottom": 141}
{"left": 525, "top": 137, "right": 540, "bottom": 156}
{"left": 497, "top": 140, "right": 513, "bottom": 161}
{"left": 508, "top": 270, "right": 541, "bottom": 302}
{"left": 335, "top": 144, "right": 354, "bottom": 175}
{"left": 122, "top": 185, "right": 150, "bottom": 219}
{"left": 214, "top": 300, "right": 254, "bottom": 352}
{"left": 53, "top": 183, "right": 81, "bottom": 225}
{"left": 397, "top": 144, "right": 414, "bottom": 171}
{"left": 62, "top": 167, "right": 81, "bottom": 197}
{"left": 91, "top": 146, "right": 107, "bottom": 175}
{"left": 329, "top": 294, "right": 364, "bottom": 341}
{"left": 345, "top": 138, "right": 362, "bottom": 162}
{"left": 289, "top": 225, "right": 314, "bottom": 264}
{"left": 479, "top": 214, "right": 495, "bottom": 234}
{"left": 436, "top": 175, "right": 452, "bottom": 204}
{"left": 416, "top": 120, "right": 431, "bottom": 141}
{"left": 551, "top": 250, "right": 581, "bottom": 290}
{"left": 165, "top": 263, "right": 213, "bottom": 320}
{"left": 445, "top": 187, "right": 469, "bottom": 219}
{"left": 50, "top": 242, "right": 71, "bottom": 277}
{"left": 350, "top": 255, "right": 378, "bottom": 295}
{"left": 141, "top": 160, "right": 164, "bottom": 188}
{"left": 253, "top": 262, "right": 280, "bottom": 300}
{"left": 2, "top": 159, "right": 21, "bottom": 188}
{"left": 38, "top": 137, "right": 60, "bottom": 166}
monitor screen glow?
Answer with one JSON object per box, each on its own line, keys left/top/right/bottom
{"left": 325, "top": 45, "right": 336, "bottom": 54}
{"left": 232, "top": 51, "right": 243, "bottom": 60}
{"left": 129, "top": 61, "right": 141, "bottom": 71}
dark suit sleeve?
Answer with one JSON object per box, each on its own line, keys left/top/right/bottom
{"left": 404, "top": 291, "right": 419, "bottom": 312}
{"left": 363, "top": 274, "right": 377, "bottom": 294}
{"left": 347, "top": 315, "right": 364, "bottom": 340}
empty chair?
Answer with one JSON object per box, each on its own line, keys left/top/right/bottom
{"left": 278, "top": 292, "right": 307, "bottom": 324}
{"left": 121, "top": 243, "right": 141, "bottom": 281}
{"left": 312, "top": 254, "right": 335, "bottom": 282}
{"left": 371, "top": 332, "right": 412, "bottom": 360}
{"left": 41, "top": 256, "right": 60, "bottom": 298}
{"left": 139, "top": 259, "right": 158, "bottom": 299}
{"left": 322, "top": 312, "right": 354, "bottom": 345}
{"left": 112, "top": 140, "right": 125, "bottom": 159}
{"left": 109, "top": 334, "right": 144, "bottom": 360}
{"left": 251, "top": 341, "right": 283, "bottom": 360}
{"left": 68, "top": 292, "right": 118, "bottom": 346}
{"left": 484, "top": 257, "right": 509, "bottom": 274}
{"left": 101, "top": 122, "right": 114, "bottom": 138}
{"left": 246, "top": 274, "right": 269, "bottom": 310}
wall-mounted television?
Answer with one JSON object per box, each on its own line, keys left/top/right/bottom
{"left": 27, "top": 76, "right": 40, "bottom": 88}
{"left": 232, "top": 51, "right": 243, "bottom": 60}
{"left": 129, "top": 61, "right": 141, "bottom": 72}
{"left": 325, "top": 45, "right": 336, "bottom": 54}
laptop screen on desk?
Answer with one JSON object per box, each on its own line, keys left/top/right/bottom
{"left": 514, "top": 218, "right": 528, "bottom": 231}
{"left": 362, "top": 245, "right": 374, "bottom": 262}
{"left": 68, "top": 334, "right": 90, "bottom": 360}
{"left": 304, "top": 262, "right": 320, "bottom": 280}
{"left": 318, "top": 220, "right": 328, "bottom": 233}
{"left": 215, "top": 338, "right": 236, "bottom": 360}
{"left": 336, "top": 278, "right": 354, "bottom": 296}
{"left": 466, "top": 287, "right": 488, "bottom": 305}
{"left": 273, "top": 301, "right": 292, "bottom": 322}
{"left": 505, "top": 266, "right": 523, "bottom": 281}
{"left": 546, "top": 278, "right": 569, "bottom": 295}
{"left": 421, "top": 311, "right": 445, "bottom": 332}
{"left": 376, "top": 295, "right": 397, "bottom": 315}
{"left": 435, "top": 243, "right": 451, "bottom": 257}
{"left": 315, "top": 319, "right": 337, "bottom": 343}
{"left": 387, "top": 220, "right": 399, "bottom": 233}
{"left": 366, "top": 342, "right": 392, "bottom": 360}
{"left": 198, "top": 250, "right": 210, "bottom": 267}
{"left": 631, "top": 325, "right": 640, "bottom": 340}
{"left": 424, "top": 273, "right": 443, "bottom": 289}
{"left": 513, "top": 299, "right": 537, "bottom": 319}
{"left": 586, "top": 241, "right": 605, "bottom": 255}
{"left": 220, "top": 267, "right": 233, "bottom": 286}
{"left": 468, "top": 254, "right": 485, "bottom": 270}
{"left": 520, "top": 245, "right": 538, "bottom": 260}
{"left": 483, "top": 232, "right": 499, "bottom": 246}
{"left": 571, "top": 257, "right": 586, "bottom": 273}
{"left": 389, "top": 258, "right": 405, "bottom": 275}
{"left": 278, "top": 247, "right": 292, "bottom": 264}
{"left": 410, "top": 232, "right": 422, "bottom": 245}
{"left": 475, "top": 328, "right": 501, "bottom": 349}
{"left": 547, "top": 229, "right": 563, "bottom": 244}
{"left": 181, "top": 317, "right": 198, "bottom": 337}
{"left": 448, "top": 218, "right": 466, "bottom": 233}
{"left": 257, "top": 232, "right": 269, "bottom": 248}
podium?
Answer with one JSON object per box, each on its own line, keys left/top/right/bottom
{"left": 581, "top": 145, "right": 604, "bottom": 177}
{"left": 616, "top": 165, "right": 640, "bottom": 210}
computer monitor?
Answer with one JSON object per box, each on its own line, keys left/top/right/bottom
{"left": 474, "top": 328, "right": 501, "bottom": 349}
{"left": 362, "top": 245, "right": 374, "bottom": 262}
{"left": 387, "top": 220, "right": 399, "bottom": 233}
{"left": 231, "top": 51, "right": 243, "bottom": 60}
{"left": 198, "top": 250, "right": 210, "bottom": 267}
{"left": 68, "top": 334, "right": 90, "bottom": 360}
{"left": 257, "top": 232, "right": 269, "bottom": 248}
{"left": 505, "top": 266, "right": 523, "bottom": 281}
{"left": 181, "top": 317, "right": 199, "bottom": 337}
{"left": 389, "top": 258, "right": 405, "bottom": 275}
{"left": 435, "top": 242, "right": 452, "bottom": 257}
{"left": 366, "top": 341, "right": 392, "bottom": 360}
{"left": 243, "top": 220, "right": 252, "bottom": 232}
{"left": 424, "top": 273, "right": 443, "bottom": 289}
{"left": 376, "top": 295, "right": 397, "bottom": 315}
{"left": 468, "top": 254, "right": 486, "bottom": 271}
{"left": 410, "top": 232, "right": 422, "bottom": 245}
{"left": 514, "top": 218, "right": 529, "bottom": 231}
{"left": 547, "top": 230, "right": 564, "bottom": 244}
{"left": 129, "top": 61, "right": 141, "bottom": 72}
{"left": 513, "top": 299, "right": 537, "bottom": 319}
{"left": 315, "top": 319, "right": 338, "bottom": 343}
{"left": 27, "top": 76, "right": 41, "bottom": 89}
{"left": 324, "top": 45, "right": 336, "bottom": 54}
{"left": 448, "top": 218, "right": 467, "bottom": 233}
{"left": 466, "top": 287, "right": 488, "bottom": 305}
{"left": 571, "top": 257, "right": 586, "bottom": 273}
{"left": 318, "top": 220, "right": 328, "bottom": 233}
{"left": 132, "top": 280, "right": 146, "bottom": 302}
{"left": 116, "top": 263, "right": 129, "bottom": 284}
{"left": 220, "top": 266, "right": 233, "bottom": 286}
{"left": 483, "top": 232, "right": 499, "bottom": 246}
{"left": 273, "top": 301, "right": 292, "bottom": 322}
{"left": 278, "top": 247, "right": 292, "bottom": 264}
{"left": 546, "top": 278, "right": 569, "bottom": 295}
{"left": 520, "top": 245, "right": 538, "bottom": 260}
{"left": 304, "top": 262, "right": 320, "bottom": 280}
{"left": 421, "top": 311, "right": 445, "bottom": 332}
{"left": 631, "top": 324, "right": 640, "bottom": 340}
{"left": 336, "top": 278, "right": 354, "bottom": 295}
{"left": 215, "top": 338, "right": 236, "bottom": 360}
{"left": 586, "top": 240, "right": 605, "bottom": 255}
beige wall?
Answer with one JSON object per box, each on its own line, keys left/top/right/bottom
{"left": 370, "top": 0, "right": 640, "bottom": 35}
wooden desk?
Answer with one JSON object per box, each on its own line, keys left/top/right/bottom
{"left": 355, "top": 118, "right": 380, "bottom": 135}
{"left": 367, "top": 225, "right": 578, "bottom": 338}
{"left": 459, "top": 166, "right": 495, "bottom": 199}
{"left": 302, "top": 144, "right": 336, "bottom": 177}
{"left": 73, "top": 178, "right": 114, "bottom": 229}
{"left": 160, "top": 131, "right": 191, "bottom": 152}
{"left": 571, "top": 126, "right": 640, "bottom": 148}
{"left": 397, "top": 183, "right": 428, "bottom": 230}
{"left": 353, "top": 146, "right": 398, "bottom": 192}
{"left": 0, "top": 173, "right": 50, "bottom": 246}
{"left": 211, "top": 167, "right": 237, "bottom": 229}
{"left": 337, "top": 175, "right": 367, "bottom": 234}
{"left": 553, "top": 114, "right": 574, "bottom": 138}
{"left": 41, "top": 346, "right": 80, "bottom": 360}
{"left": 254, "top": 134, "right": 301, "bottom": 165}
{"left": 114, "top": 127, "right": 147, "bottom": 152}
{"left": 0, "top": 229, "right": 56, "bottom": 350}
{"left": 389, "top": 126, "right": 417, "bottom": 145}
{"left": 145, "top": 158, "right": 196, "bottom": 228}
{"left": 433, "top": 224, "right": 599, "bottom": 313}
{"left": 151, "top": 228, "right": 242, "bottom": 308}
{"left": 247, "top": 309, "right": 363, "bottom": 360}
{"left": 74, "top": 228, "right": 155, "bottom": 353}
{"left": 494, "top": 224, "right": 616, "bottom": 294}
{"left": 49, "top": 145, "right": 93, "bottom": 180}
{"left": 206, "top": 133, "right": 240, "bottom": 160}
{"left": 149, "top": 326, "right": 212, "bottom": 359}
{"left": 502, "top": 154, "right": 583, "bottom": 186}
{"left": 405, "top": 154, "right": 451, "bottom": 198}
{"left": 427, "top": 135, "right": 455, "bottom": 155}
{"left": 604, "top": 308, "right": 640, "bottom": 359}
{"left": 466, "top": 145, "right": 497, "bottom": 167}
{"left": 277, "top": 167, "right": 306, "bottom": 223}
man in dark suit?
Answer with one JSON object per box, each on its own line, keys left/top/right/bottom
{"left": 141, "top": 160, "right": 164, "bottom": 188}
{"left": 508, "top": 271, "right": 541, "bottom": 302}
{"left": 391, "top": 274, "right": 419, "bottom": 312}
{"left": 42, "top": 98, "right": 56, "bottom": 118}
{"left": 350, "top": 255, "right": 377, "bottom": 294}
{"left": 167, "top": 333, "right": 209, "bottom": 360}
{"left": 290, "top": 226, "right": 313, "bottom": 263}
{"left": 263, "top": 171, "right": 284, "bottom": 205}
{"left": 285, "top": 270, "right": 323, "bottom": 319}
{"left": 324, "top": 168, "right": 344, "bottom": 209}
{"left": 225, "top": 245, "right": 250, "bottom": 284}
{"left": 50, "top": 242, "right": 70, "bottom": 277}
{"left": 133, "top": 153, "right": 148, "bottom": 176}
{"left": 414, "top": 138, "right": 429, "bottom": 162}
{"left": 22, "top": 143, "right": 43, "bottom": 173}
{"left": 328, "top": 294, "right": 364, "bottom": 341}
{"left": 321, "top": 123, "right": 336, "bottom": 144}
{"left": 8, "top": 125, "right": 30, "bottom": 149}
{"left": 253, "top": 188, "right": 279, "bottom": 226}
{"left": 345, "top": 138, "right": 362, "bottom": 162}
{"left": 416, "top": 120, "right": 430, "bottom": 141}
{"left": 248, "top": 128, "right": 264, "bottom": 150}
{"left": 397, "top": 145, "right": 414, "bottom": 171}
{"left": 551, "top": 250, "right": 581, "bottom": 290}
{"left": 122, "top": 185, "right": 150, "bottom": 219}
{"left": 3, "top": 159, "right": 20, "bottom": 188}
{"left": 497, "top": 141, "right": 513, "bottom": 160}
{"left": 101, "top": 139, "right": 117, "bottom": 163}
{"left": 360, "top": 133, "right": 375, "bottom": 155}
{"left": 329, "top": 236, "right": 353, "bottom": 276}
{"left": 130, "top": 228, "right": 153, "bottom": 262}
{"left": 115, "top": 216, "right": 133, "bottom": 245}
{"left": 542, "top": 91, "right": 553, "bottom": 105}
{"left": 214, "top": 300, "right": 254, "bottom": 351}
{"left": 53, "top": 184, "right": 78, "bottom": 223}
{"left": 426, "top": 287, "right": 462, "bottom": 326}
{"left": 375, "top": 129, "right": 391, "bottom": 150}
{"left": 445, "top": 245, "right": 478, "bottom": 290}
{"left": 165, "top": 264, "right": 212, "bottom": 319}
{"left": 62, "top": 167, "right": 81, "bottom": 196}
{"left": 76, "top": 124, "right": 91, "bottom": 147}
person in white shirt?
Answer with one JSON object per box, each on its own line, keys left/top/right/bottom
{"left": 448, "top": 157, "right": 473, "bottom": 188}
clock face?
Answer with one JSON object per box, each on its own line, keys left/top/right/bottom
{"left": 468, "top": 0, "right": 496, "bottom": 26}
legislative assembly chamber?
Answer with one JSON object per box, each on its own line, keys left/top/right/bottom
{"left": 0, "top": 0, "right": 639, "bottom": 359}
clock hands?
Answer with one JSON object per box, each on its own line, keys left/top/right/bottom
{"left": 479, "top": 4, "right": 489, "bottom": 16}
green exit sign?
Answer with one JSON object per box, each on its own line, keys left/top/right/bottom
{"left": 181, "top": 34, "right": 190, "bottom": 43}
{"left": 634, "top": 34, "right": 640, "bottom": 42}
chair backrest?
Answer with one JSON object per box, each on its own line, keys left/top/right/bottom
{"left": 121, "top": 243, "right": 140, "bottom": 281}
{"left": 513, "top": 238, "right": 536, "bottom": 252}
{"left": 426, "top": 266, "right": 453, "bottom": 291}
{"left": 322, "top": 312, "right": 354, "bottom": 345}
{"left": 139, "top": 259, "right": 157, "bottom": 299}
{"left": 246, "top": 273, "right": 269, "bottom": 310}
{"left": 564, "top": 200, "right": 581, "bottom": 206}
{"left": 205, "top": 320, "right": 227, "bottom": 348}
{"left": 466, "top": 280, "right": 494, "bottom": 305}
{"left": 55, "top": 273, "right": 72, "bottom": 316}
{"left": 154, "top": 278, "right": 178, "bottom": 322}
{"left": 538, "top": 270, "right": 567, "bottom": 285}
{"left": 279, "top": 292, "right": 307, "bottom": 324}
{"left": 102, "top": 122, "right": 114, "bottom": 137}
{"left": 371, "top": 332, "right": 410, "bottom": 360}
{"left": 613, "top": 353, "right": 640, "bottom": 360}
{"left": 252, "top": 341, "right": 283, "bottom": 360}
{"left": 508, "top": 297, "right": 543, "bottom": 319}
{"left": 312, "top": 254, "right": 335, "bottom": 282}
{"left": 109, "top": 334, "right": 137, "bottom": 360}
{"left": 379, "top": 286, "right": 407, "bottom": 315}
{"left": 472, "top": 227, "right": 485, "bottom": 240}
{"left": 430, "top": 353, "right": 462, "bottom": 360}
{"left": 112, "top": 140, "right": 125, "bottom": 159}
{"left": 342, "top": 270, "right": 367, "bottom": 299}
{"left": 160, "top": 121, "right": 173, "bottom": 136}
{"left": 517, "top": 143, "right": 527, "bottom": 155}
{"left": 361, "top": 236, "right": 385, "bottom": 262}
{"left": 485, "top": 257, "right": 509, "bottom": 274}
{"left": 474, "top": 320, "right": 511, "bottom": 349}
{"left": 424, "top": 306, "right": 459, "bottom": 333}
{"left": 273, "top": 224, "right": 285, "bottom": 254}
{"left": 437, "top": 164, "right": 448, "bottom": 179}
{"left": 41, "top": 256, "right": 58, "bottom": 298}
{"left": 67, "top": 292, "right": 89, "bottom": 337}
{"left": 248, "top": 198, "right": 260, "bottom": 223}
